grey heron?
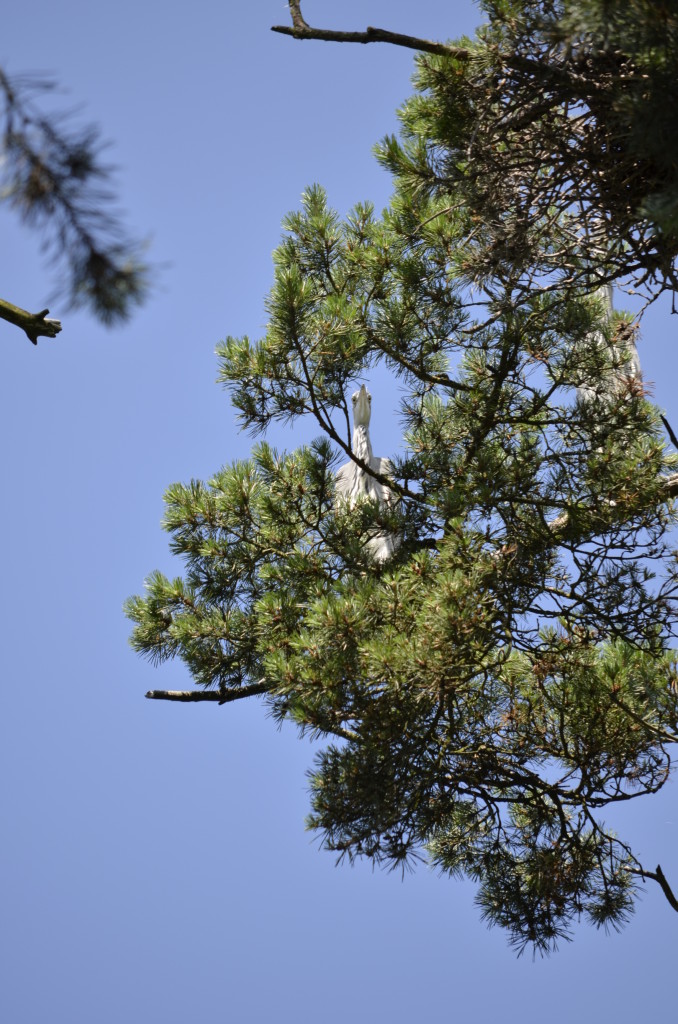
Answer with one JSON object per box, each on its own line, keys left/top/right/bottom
{"left": 335, "top": 384, "right": 400, "bottom": 563}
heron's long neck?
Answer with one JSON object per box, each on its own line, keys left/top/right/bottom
{"left": 353, "top": 424, "right": 373, "bottom": 463}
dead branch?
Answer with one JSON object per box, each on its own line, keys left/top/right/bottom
{"left": 661, "top": 415, "right": 678, "bottom": 450}
{"left": 631, "top": 863, "right": 678, "bottom": 914}
{"left": 145, "top": 682, "right": 268, "bottom": 704}
{"left": 0, "top": 297, "right": 61, "bottom": 344}
{"left": 272, "top": 1, "right": 468, "bottom": 59}
{"left": 288, "top": 0, "right": 308, "bottom": 31}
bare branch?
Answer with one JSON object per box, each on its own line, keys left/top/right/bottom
{"left": 146, "top": 690, "right": 222, "bottom": 702}
{"left": 145, "top": 682, "right": 268, "bottom": 704}
{"left": 654, "top": 865, "right": 678, "bottom": 913}
{"left": 0, "top": 297, "right": 61, "bottom": 344}
{"left": 272, "top": 2, "right": 468, "bottom": 59}
{"left": 661, "top": 415, "right": 678, "bottom": 451}
{"left": 631, "top": 863, "right": 678, "bottom": 913}
{"left": 288, "top": 0, "right": 308, "bottom": 31}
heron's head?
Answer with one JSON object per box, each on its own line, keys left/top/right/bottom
{"left": 352, "top": 384, "right": 372, "bottom": 428}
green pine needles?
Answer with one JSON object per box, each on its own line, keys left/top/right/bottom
{"left": 128, "top": 6, "right": 678, "bottom": 954}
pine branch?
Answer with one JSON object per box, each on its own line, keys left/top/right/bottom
{"left": 545, "top": 472, "right": 678, "bottom": 539}
{"left": 0, "top": 297, "right": 61, "bottom": 344}
{"left": 0, "top": 68, "right": 148, "bottom": 325}
{"left": 271, "top": 2, "right": 468, "bottom": 58}
{"left": 145, "top": 682, "right": 268, "bottom": 704}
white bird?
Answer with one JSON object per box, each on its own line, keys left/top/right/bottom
{"left": 335, "top": 384, "right": 400, "bottom": 563}
{"left": 576, "top": 284, "right": 642, "bottom": 405}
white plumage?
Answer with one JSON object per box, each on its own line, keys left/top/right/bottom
{"left": 335, "top": 384, "right": 400, "bottom": 562}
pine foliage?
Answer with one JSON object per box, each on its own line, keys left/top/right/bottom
{"left": 409, "top": 0, "right": 678, "bottom": 301}
{"left": 128, "top": 3, "right": 678, "bottom": 953}
{"left": 0, "top": 69, "right": 148, "bottom": 322}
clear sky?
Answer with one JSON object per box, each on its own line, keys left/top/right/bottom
{"left": 1, "top": 3, "right": 676, "bottom": 1022}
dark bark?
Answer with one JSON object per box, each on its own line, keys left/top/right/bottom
{"left": 632, "top": 864, "right": 678, "bottom": 914}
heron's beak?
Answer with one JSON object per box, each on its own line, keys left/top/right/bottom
{"left": 354, "top": 384, "right": 371, "bottom": 427}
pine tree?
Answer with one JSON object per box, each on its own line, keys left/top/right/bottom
{"left": 128, "top": 6, "right": 678, "bottom": 954}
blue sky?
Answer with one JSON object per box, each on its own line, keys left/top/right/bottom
{"left": 1, "top": 2, "right": 676, "bottom": 1021}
